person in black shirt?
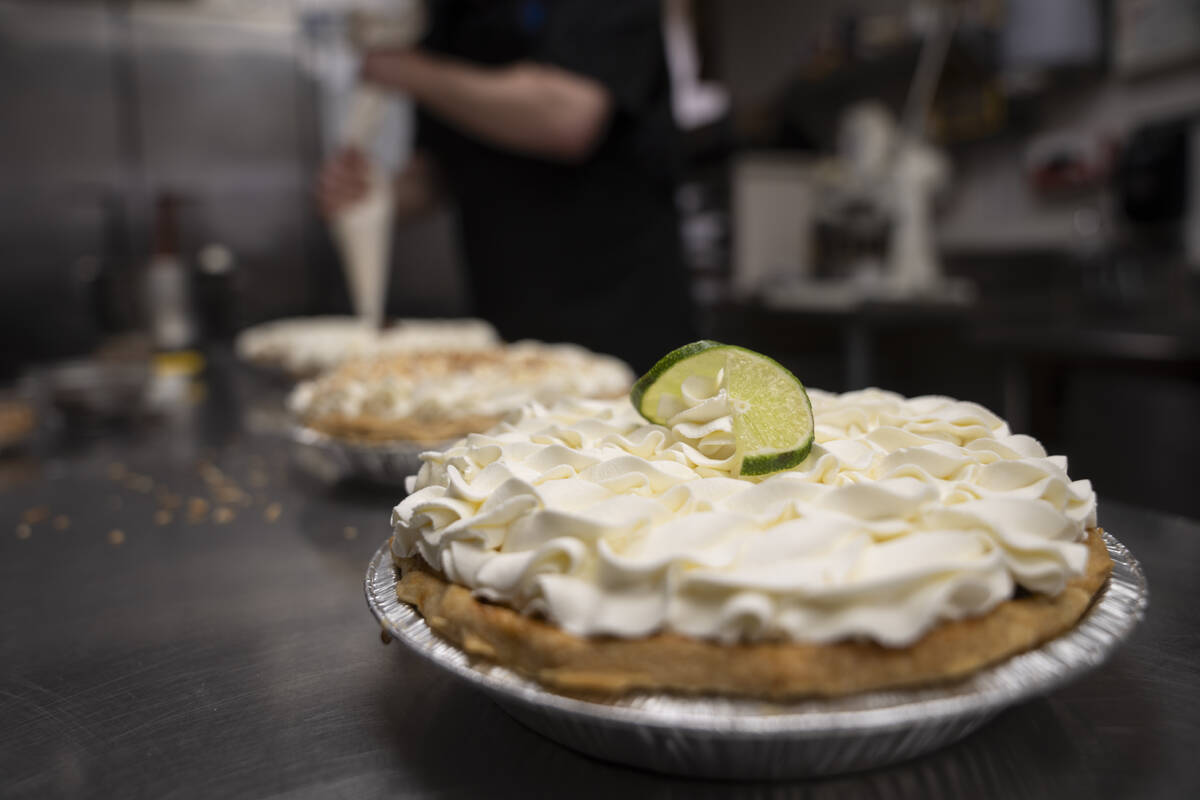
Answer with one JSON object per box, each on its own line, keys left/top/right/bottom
{"left": 318, "top": 0, "right": 693, "bottom": 371}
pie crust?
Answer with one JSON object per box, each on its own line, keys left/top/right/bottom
{"left": 304, "top": 411, "right": 506, "bottom": 445}
{"left": 394, "top": 527, "right": 1113, "bottom": 699}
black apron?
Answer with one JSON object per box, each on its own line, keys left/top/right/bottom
{"left": 415, "top": 0, "right": 694, "bottom": 371}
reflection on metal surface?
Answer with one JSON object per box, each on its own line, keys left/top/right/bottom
{"left": 365, "top": 532, "right": 1147, "bottom": 780}
{"left": 26, "top": 359, "right": 151, "bottom": 422}
{"left": 291, "top": 423, "right": 445, "bottom": 487}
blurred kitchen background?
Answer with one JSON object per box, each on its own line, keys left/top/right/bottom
{"left": 2, "top": 0, "right": 1199, "bottom": 516}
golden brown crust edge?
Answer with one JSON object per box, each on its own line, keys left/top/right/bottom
{"left": 302, "top": 411, "right": 506, "bottom": 445}
{"left": 393, "top": 528, "right": 1113, "bottom": 699}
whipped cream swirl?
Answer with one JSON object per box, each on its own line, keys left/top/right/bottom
{"left": 290, "top": 341, "right": 633, "bottom": 423}
{"left": 392, "top": 387, "right": 1097, "bottom": 647}
{"left": 237, "top": 316, "right": 499, "bottom": 375}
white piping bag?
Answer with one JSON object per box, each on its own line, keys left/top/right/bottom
{"left": 332, "top": 1, "right": 426, "bottom": 329}
{"left": 332, "top": 85, "right": 394, "bottom": 329}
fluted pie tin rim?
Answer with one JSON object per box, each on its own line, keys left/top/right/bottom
{"left": 364, "top": 531, "right": 1146, "bottom": 778}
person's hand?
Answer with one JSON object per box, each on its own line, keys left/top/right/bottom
{"left": 316, "top": 147, "right": 369, "bottom": 219}
{"left": 360, "top": 48, "right": 427, "bottom": 92}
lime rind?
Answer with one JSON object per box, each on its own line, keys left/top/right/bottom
{"left": 740, "top": 444, "right": 813, "bottom": 476}
{"left": 631, "top": 340, "right": 725, "bottom": 425}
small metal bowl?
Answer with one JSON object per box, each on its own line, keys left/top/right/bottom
{"left": 29, "top": 359, "right": 150, "bottom": 421}
{"left": 365, "top": 531, "right": 1147, "bottom": 780}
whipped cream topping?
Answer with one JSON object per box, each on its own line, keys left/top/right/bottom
{"left": 290, "top": 341, "right": 634, "bottom": 424}
{"left": 392, "top": 387, "right": 1097, "bottom": 647}
{"left": 378, "top": 319, "right": 499, "bottom": 356}
{"left": 236, "top": 316, "right": 498, "bottom": 375}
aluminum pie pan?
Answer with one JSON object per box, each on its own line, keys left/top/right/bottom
{"left": 364, "top": 531, "right": 1147, "bottom": 780}
{"left": 289, "top": 423, "right": 450, "bottom": 487}
{"left": 236, "top": 356, "right": 309, "bottom": 385}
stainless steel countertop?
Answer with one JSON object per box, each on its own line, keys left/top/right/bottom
{"left": 2, "top": 359, "right": 1198, "bottom": 799}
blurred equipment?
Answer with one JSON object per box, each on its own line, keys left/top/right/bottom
{"left": 1100, "top": 115, "right": 1196, "bottom": 315}
{"left": 1001, "top": 0, "right": 1102, "bottom": 74}
{"left": 1112, "top": 0, "right": 1200, "bottom": 76}
{"left": 887, "top": 123, "right": 952, "bottom": 295}
{"left": 332, "top": 0, "right": 426, "bottom": 329}
{"left": 196, "top": 243, "right": 238, "bottom": 340}
{"left": 733, "top": 8, "right": 970, "bottom": 310}
{"left": 1024, "top": 130, "right": 1118, "bottom": 198}
{"left": 886, "top": 2, "right": 955, "bottom": 298}
{"left": 662, "top": 0, "right": 730, "bottom": 131}
{"left": 1116, "top": 118, "right": 1189, "bottom": 225}
{"left": 142, "top": 195, "right": 199, "bottom": 352}
{"left": 733, "top": 111, "right": 965, "bottom": 309}
{"left": 816, "top": 104, "right": 897, "bottom": 290}
{"left": 730, "top": 155, "right": 819, "bottom": 302}
{"left": 1188, "top": 118, "right": 1200, "bottom": 272}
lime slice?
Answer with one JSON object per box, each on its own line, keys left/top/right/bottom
{"left": 631, "top": 340, "right": 814, "bottom": 477}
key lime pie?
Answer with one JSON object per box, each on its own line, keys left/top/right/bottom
{"left": 389, "top": 342, "right": 1111, "bottom": 697}
{"left": 236, "top": 316, "right": 500, "bottom": 377}
{"left": 290, "top": 341, "right": 634, "bottom": 445}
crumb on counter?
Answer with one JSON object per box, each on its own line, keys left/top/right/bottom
{"left": 16, "top": 523, "right": 31, "bottom": 540}
{"left": 213, "top": 507, "right": 235, "bottom": 524}
{"left": 186, "top": 497, "right": 209, "bottom": 523}
{"left": 214, "top": 486, "right": 250, "bottom": 506}
{"left": 154, "top": 510, "right": 172, "bottom": 525}
{"left": 264, "top": 502, "right": 282, "bottom": 523}
{"left": 52, "top": 515, "right": 70, "bottom": 530}
{"left": 343, "top": 526, "right": 358, "bottom": 540}
{"left": 198, "top": 461, "right": 224, "bottom": 486}
{"left": 125, "top": 474, "right": 154, "bottom": 493}
{"left": 107, "top": 529, "right": 125, "bottom": 546}
{"left": 22, "top": 506, "right": 50, "bottom": 524}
